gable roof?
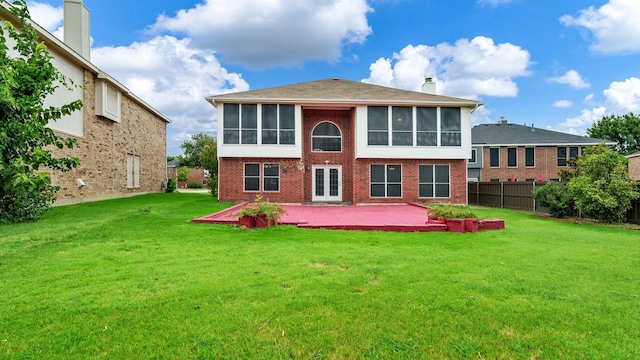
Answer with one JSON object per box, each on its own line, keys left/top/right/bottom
{"left": 207, "top": 78, "right": 483, "bottom": 107}
{"left": 0, "top": 2, "right": 171, "bottom": 124}
{"left": 472, "top": 120, "right": 614, "bottom": 146}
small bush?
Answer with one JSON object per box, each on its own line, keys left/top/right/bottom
{"left": 533, "top": 181, "right": 573, "bottom": 218}
{"left": 187, "top": 182, "right": 203, "bottom": 189}
{"left": 428, "top": 204, "right": 478, "bottom": 219}
{"left": 165, "top": 179, "right": 177, "bottom": 193}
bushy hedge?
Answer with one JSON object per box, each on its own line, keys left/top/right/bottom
{"left": 187, "top": 182, "right": 203, "bottom": 189}
{"left": 533, "top": 181, "right": 574, "bottom": 218}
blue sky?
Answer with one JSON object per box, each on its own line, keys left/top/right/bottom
{"left": 27, "top": 0, "right": 640, "bottom": 155}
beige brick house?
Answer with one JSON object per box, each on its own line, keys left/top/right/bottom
{"left": 2, "top": 0, "right": 170, "bottom": 205}
{"left": 207, "top": 78, "right": 482, "bottom": 205}
{"left": 627, "top": 152, "right": 640, "bottom": 181}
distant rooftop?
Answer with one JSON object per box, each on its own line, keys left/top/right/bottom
{"left": 472, "top": 117, "right": 613, "bottom": 146}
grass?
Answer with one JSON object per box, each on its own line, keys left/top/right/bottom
{"left": 1, "top": 193, "right": 639, "bottom": 359}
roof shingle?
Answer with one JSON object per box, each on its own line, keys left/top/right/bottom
{"left": 472, "top": 120, "right": 613, "bottom": 146}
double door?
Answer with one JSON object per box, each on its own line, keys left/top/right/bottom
{"left": 312, "top": 165, "right": 342, "bottom": 202}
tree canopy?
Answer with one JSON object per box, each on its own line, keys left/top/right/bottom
{"left": 567, "top": 144, "right": 639, "bottom": 223}
{"left": 587, "top": 113, "right": 640, "bottom": 155}
{"left": 1, "top": 1, "right": 82, "bottom": 222}
{"left": 178, "top": 133, "right": 217, "bottom": 196}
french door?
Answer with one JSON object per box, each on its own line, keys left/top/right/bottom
{"left": 312, "top": 165, "right": 342, "bottom": 202}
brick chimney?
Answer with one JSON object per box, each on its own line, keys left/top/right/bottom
{"left": 64, "top": 0, "right": 90, "bottom": 60}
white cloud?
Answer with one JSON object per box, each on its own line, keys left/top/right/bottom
{"left": 27, "top": 1, "right": 62, "bottom": 31}
{"left": 603, "top": 77, "right": 640, "bottom": 112}
{"left": 149, "top": 0, "right": 373, "bottom": 68}
{"left": 584, "top": 93, "right": 594, "bottom": 103}
{"left": 92, "top": 36, "right": 249, "bottom": 153}
{"left": 362, "top": 36, "right": 531, "bottom": 99}
{"left": 560, "top": 0, "right": 640, "bottom": 54}
{"left": 555, "top": 106, "right": 607, "bottom": 134}
{"left": 547, "top": 70, "right": 591, "bottom": 89}
{"left": 553, "top": 100, "right": 573, "bottom": 108}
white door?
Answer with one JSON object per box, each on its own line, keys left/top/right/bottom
{"left": 312, "top": 165, "right": 342, "bottom": 202}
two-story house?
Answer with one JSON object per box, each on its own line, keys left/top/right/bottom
{"left": 2, "top": 0, "right": 171, "bottom": 205}
{"left": 207, "top": 78, "right": 482, "bottom": 205}
{"left": 468, "top": 117, "right": 613, "bottom": 182}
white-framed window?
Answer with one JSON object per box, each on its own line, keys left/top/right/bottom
{"left": 419, "top": 164, "right": 450, "bottom": 198}
{"left": 440, "top": 107, "right": 461, "bottom": 146}
{"left": 261, "top": 104, "right": 295, "bottom": 145}
{"left": 312, "top": 122, "right": 342, "bottom": 152}
{"left": 525, "top": 147, "right": 535, "bottom": 167}
{"left": 469, "top": 149, "right": 477, "bottom": 164}
{"left": 370, "top": 164, "right": 402, "bottom": 198}
{"left": 243, "top": 163, "right": 280, "bottom": 192}
{"left": 224, "top": 103, "right": 296, "bottom": 145}
{"left": 366, "top": 106, "right": 461, "bottom": 147}
{"left": 490, "top": 148, "right": 500, "bottom": 167}
{"left": 126, "top": 154, "right": 140, "bottom": 189}
{"left": 96, "top": 80, "right": 121, "bottom": 122}
{"left": 508, "top": 147, "right": 517, "bottom": 167}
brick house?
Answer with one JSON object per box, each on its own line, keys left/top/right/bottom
{"left": 206, "top": 78, "right": 482, "bottom": 204}
{"left": 468, "top": 117, "right": 613, "bottom": 182}
{"left": 2, "top": 0, "right": 171, "bottom": 205}
{"left": 627, "top": 152, "right": 640, "bottom": 181}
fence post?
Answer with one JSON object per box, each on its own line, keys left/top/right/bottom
{"left": 501, "top": 181, "right": 504, "bottom": 209}
{"left": 532, "top": 181, "right": 536, "bottom": 212}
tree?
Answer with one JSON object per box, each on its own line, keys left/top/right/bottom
{"left": 176, "top": 167, "right": 190, "bottom": 182}
{"left": 567, "top": 144, "right": 639, "bottom": 223}
{"left": 587, "top": 113, "right": 640, "bottom": 155}
{"left": 0, "top": 1, "right": 82, "bottom": 223}
{"left": 179, "top": 133, "right": 215, "bottom": 168}
{"left": 179, "top": 133, "right": 217, "bottom": 196}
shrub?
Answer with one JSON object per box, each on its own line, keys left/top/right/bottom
{"left": 428, "top": 204, "right": 478, "bottom": 219}
{"left": 187, "top": 182, "right": 203, "bottom": 189}
{"left": 235, "top": 194, "right": 286, "bottom": 222}
{"left": 533, "top": 181, "right": 574, "bottom": 218}
{"left": 165, "top": 179, "right": 177, "bottom": 193}
{"left": 568, "top": 144, "right": 639, "bottom": 223}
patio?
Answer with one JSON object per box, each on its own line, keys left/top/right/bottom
{"left": 192, "top": 202, "right": 503, "bottom": 232}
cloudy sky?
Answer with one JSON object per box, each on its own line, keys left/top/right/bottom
{"left": 27, "top": 0, "right": 640, "bottom": 155}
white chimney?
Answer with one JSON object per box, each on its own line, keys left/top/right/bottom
{"left": 498, "top": 116, "right": 508, "bottom": 125}
{"left": 421, "top": 74, "right": 436, "bottom": 95}
{"left": 64, "top": 0, "right": 90, "bottom": 60}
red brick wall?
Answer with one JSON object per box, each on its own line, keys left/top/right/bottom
{"left": 481, "top": 146, "right": 568, "bottom": 182}
{"left": 302, "top": 109, "right": 355, "bottom": 203}
{"left": 353, "top": 159, "right": 467, "bottom": 204}
{"left": 218, "top": 157, "right": 305, "bottom": 203}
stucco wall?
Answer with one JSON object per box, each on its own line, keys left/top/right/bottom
{"left": 51, "top": 69, "right": 167, "bottom": 205}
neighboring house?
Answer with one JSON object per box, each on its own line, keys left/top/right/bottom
{"left": 206, "top": 78, "right": 482, "bottom": 204}
{"left": 1, "top": 0, "right": 170, "bottom": 205}
{"left": 167, "top": 160, "right": 208, "bottom": 188}
{"left": 627, "top": 152, "right": 640, "bottom": 181}
{"left": 469, "top": 117, "right": 613, "bottom": 182}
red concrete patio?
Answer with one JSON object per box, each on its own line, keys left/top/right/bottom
{"left": 192, "top": 202, "right": 482, "bottom": 232}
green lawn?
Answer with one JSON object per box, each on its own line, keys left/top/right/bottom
{"left": 1, "top": 193, "right": 639, "bottom": 359}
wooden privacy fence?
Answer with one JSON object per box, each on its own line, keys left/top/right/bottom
{"left": 468, "top": 181, "right": 640, "bottom": 223}
{"left": 468, "top": 181, "right": 542, "bottom": 212}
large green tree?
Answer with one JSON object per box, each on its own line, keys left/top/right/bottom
{"left": 0, "top": 1, "right": 82, "bottom": 223}
{"left": 567, "top": 144, "right": 639, "bottom": 223}
{"left": 179, "top": 133, "right": 217, "bottom": 196}
{"left": 587, "top": 113, "right": 640, "bottom": 155}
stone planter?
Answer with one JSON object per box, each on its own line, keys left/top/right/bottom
{"left": 238, "top": 214, "right": 256, "bottom": 228}
{"left": 446, "top": 218, "right": 466, "bottom": 233}
{"left": 465, "top": 219, "right": 479, "bottom": 233}
{"left": 255, "top": 213, "right": 273, "bottom": 228}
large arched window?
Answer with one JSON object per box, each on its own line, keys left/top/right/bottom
{"left": 312, "top": 122, "right": 342, "bottom": 152}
